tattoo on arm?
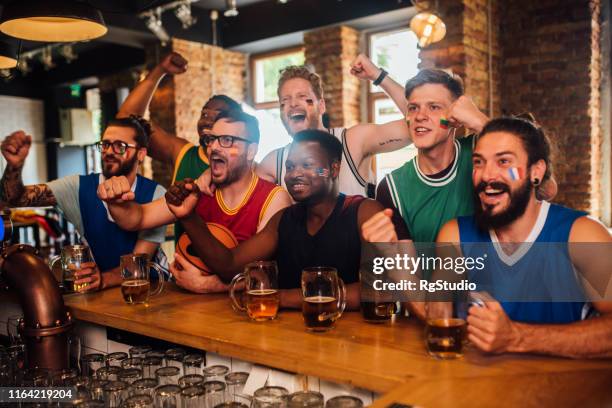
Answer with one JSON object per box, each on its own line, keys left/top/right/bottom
{"left": 379, "top": 138, "right": 403, "bottom": 146}
{"left": 0, "top": 165, "right": 56, "bottom": 207}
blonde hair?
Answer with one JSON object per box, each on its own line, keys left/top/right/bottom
{"left": 277, "top": 65, "right": 324, "bottom": 100}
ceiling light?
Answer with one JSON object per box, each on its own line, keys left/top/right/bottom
{"left": 144, "top": 9, "right": 170, "bottom": 45}
{"left": 41, "top": 46, "right": 55, "bottom": 70}
{"left": 0, "top": 41, "right": 17, "bottom": 69}
{"left": 60, "top": 44, "right": 77, "bottom": 63}
{"left": 0, "top": 0, "right": 107, "bottom": 42}
{"left": 224, "top": 0, "right": 239, "bottom": 17}
{"left": 175, "top": 1, "right": 197, "bottom": 29}
{"left": 410, "top": 12, "right": 446, "bottom": 47}
{"left": 277, "top": 0, "right": 290, "bottom": 3}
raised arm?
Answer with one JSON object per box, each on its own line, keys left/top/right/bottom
{"left": 1, "top": 131, "right": 56, "bottom": 207}
{"left": 165, "top": 179, "right": 279, "bottom": 282}
{"left": 117, "top": 52, "right": 189, "bottom": 165}
{"left": 350, "top": 54, "right": 407, "bottom": 116}
{"left": 97, "top": 176, "right": 176, "bottom": 231}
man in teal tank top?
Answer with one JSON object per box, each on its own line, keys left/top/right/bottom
{"left": 376, "top": 69, "right": 489, "bottom": 243}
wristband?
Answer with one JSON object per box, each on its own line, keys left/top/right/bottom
{"left": 373, "top": 68, "right": 388, "bottom": 86}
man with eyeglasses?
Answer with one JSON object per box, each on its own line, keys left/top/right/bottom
{"left": 116, "top": 52, "right": 242, "bottom": 244}
{"left": 0, "top": 116, "right": 167, "bottom": 292}
{"left": 97, "top": 110, "right": 292, "bottom": 294}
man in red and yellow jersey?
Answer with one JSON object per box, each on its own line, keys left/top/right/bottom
{"left": 98, "top": 110, "right": 292, "bottom": 293}
{"left": 116, "top": 52, "right": 243, "bottom": 242}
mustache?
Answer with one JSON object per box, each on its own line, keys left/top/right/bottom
{"left": 474, "top": 181, "right": 510, "bottom": 194}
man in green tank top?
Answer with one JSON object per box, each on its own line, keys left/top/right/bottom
{"left": 376, "top": 69, "right": 489, "bottom": 243}
{"left": 117, "top": 52, "right": 242, "bottom": 242}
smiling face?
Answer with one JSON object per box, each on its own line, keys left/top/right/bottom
{"left": 284, "top": 140, "right": 338, "bottom": 203}
{"left": 206, "top": 119, "right": 256, "bottom": 187}
{"left": 101, "top": 126, "right": 145, "bottom": 178}
{"left": 472, "top": 131, "right": 541, "bottom": 229}
{"left": 406, "top": 83, "right": 455, "bottom": 151}
{"left": 279, "top": 78, "right": 325, "bottom": 136}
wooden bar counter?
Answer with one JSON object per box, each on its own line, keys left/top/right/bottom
{"left": 64, "top": 283, "right": 612, "bottom": 398}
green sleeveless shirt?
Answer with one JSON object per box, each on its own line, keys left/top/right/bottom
{"left": 386, "top": 136, "right": 475, "bottom": 243}
{"left": 172, "top": 143, "right": 209, "bottom": 242}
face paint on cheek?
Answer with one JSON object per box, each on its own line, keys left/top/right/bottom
{"left": 439, "top": 118, "right": 450, "bottom": 129}
{"left": 508, "top": 167, "right": 522, "bottom": 181}
{"left": 314, "top": 168, "right": 330, "bottom": 177}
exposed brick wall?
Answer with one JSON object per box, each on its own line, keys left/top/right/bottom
{"left": 418, "top": 0, "right": 501, "bottom": 117}
{"left": 145, "top": 39, "right": 247, "bottom": 187}
{"left": 304, "top": 26, "right": 361, "bottom": 128}
{"left": 499, "top": 0, "right": 600, "bottom": 212}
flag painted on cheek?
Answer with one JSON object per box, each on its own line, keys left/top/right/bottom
{"left": 315, "top": 168, "right": 330, "bottom": 177}
{"left": 440, "top": 118, "right": 450, "bottom": 129}
{"left": 508, "top": 167, "right": 521, "bottom": 181}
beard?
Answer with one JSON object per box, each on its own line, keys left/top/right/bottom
{"left": 474, "top": 178, "right": 532, "bottom": 232}
{"left": 214, "top": 156, "right": 250, "bottom": 188}
{"left": 102, "top": 154, "right": 138, "bottom": 178}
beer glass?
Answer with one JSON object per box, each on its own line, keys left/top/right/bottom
{"left": 287, "top": 391, "right": 324, "bottom": 408}
{"left": 121, "top": 394, "right": 153, "bottom": 408}
{"left": 90, "top": 379, "right": 108, "bottom": 401}
{"left": 154, "top": 384, "right": 182, "bottom": 408}
{"left": 129, "top": 346, "right": 152, "bottom": 359}
{"left": 230, "top": 261, "right": 280, "bottom": 321}
{"left": 156, "top": 366, "right": 180, "bottom": 386}
{"left": 425, "top": 301, "right": 467, "bottom": 359}
{"left": 120, "top": 254, "right": 166, "bottom": 304}
{"left": 103, "top": 380, "right": 129, "bottom": 408}
{"left": 141, "top": 357, "right": 162, "bottom": 379}
{"left": 204, "top": 381, "right": 227, "bottom": 408}
{"left": 325, "top": 396, "right": 364, "bottom": 408}
{"left": 181, "top": 385, "right": 206, "bottom": 408}
{"left": 130, "top": 378, "right": 158, "bottom": 397}
{"left": 118, "top": 368, "right": 142, "bottom": 384}
{"left": 179, "top": 374, "right": 204, "bottom": 389}
{"left": 252, "top": 386, "right": 289, "bottom": 408}
{"left": 182, "top": 354, "right": 204, "bottom": 375}
{"left": 97, "top": 366, "right": 121, "bottom": 381}
{"left": 224, "top": 372, "right": 249, "bottom": 405}
{"left": 301, "top": 267, "right": 346, "bottom": 332}
{"left": 50, "top": 244, "right": 96, "bottom": 293}
{"left": 82, "top": 353, "right": 105, "bottom": 378}
{"left": 202, "top": 365, "right": 229, "bottom": 383}
{"left": 107, "top": 352, "right": 128, "bottom": 367}
{"left": 121, "top": 358, "right": 143, "bottom": 370}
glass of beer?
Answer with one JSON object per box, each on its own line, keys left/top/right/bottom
{"left": 120, "top": 254, "right": 166, "bottom": 304}
{"left": 301, "top": 267, "right": 346, "bottom": 332}
{"left": 229, "top": 261, "right": 280, "bottom": 322}
{"left": 50, "top": 245, "right": 96, "bottom": 293}
{"left": 360, "top": 301, "right": 398, "bottom": 323}
{"left": 425, "top": 301, "right": 467, "bottom": 359}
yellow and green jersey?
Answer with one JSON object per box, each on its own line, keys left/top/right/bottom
{"left": 172, "top": 143, "right": 209, "bottom": 242}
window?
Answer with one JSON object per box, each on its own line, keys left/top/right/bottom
{"left": 368, "top": 28, "right": 420, "bottom": 182}
{"left": 250, "top": 47, "right": 305, "bottom": 162}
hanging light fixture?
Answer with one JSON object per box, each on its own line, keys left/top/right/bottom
{"left": 0, "top": 0, "right": 107, "bottom": 43}
{"left": 175, "top": 1, "right": 197, "bottom": 29}
{"left": 0, "top": 40, "right": 17, "bottom": 69}
{"left": 144, "top": 8, "right": 170, "bottom": 45}
{"left": 224, "top": 0, "right": 239, "bottom": 17}
{"left": 410, "top": 0, "right": 446, "bottom": 48}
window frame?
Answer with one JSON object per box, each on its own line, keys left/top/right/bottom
{"left": 366, "top": 25, "right": 414, "bottom": 123}
{"left": 249, "top": 45, "right": 305, "bottom": 110}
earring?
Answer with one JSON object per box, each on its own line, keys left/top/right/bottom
{"left": 532, "top": 178, "right": 540, "bottom": 186}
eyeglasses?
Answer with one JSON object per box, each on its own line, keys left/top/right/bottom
{"left": 202, "top": 135, "right": 251, "bottom": 148}
{"left": 95, "top": 140, "right": 138, "bottom": 155}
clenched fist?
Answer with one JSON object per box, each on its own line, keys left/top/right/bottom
{"left": 1, "top": 131, "right": 32, "bottom": 168}
{"left": 165, "top": 178, "right": 200, "bottom": 219}
{"left": 361, "top": 208, "right": 398, "bottom": 243}
{"left": 350, "top": 53, "right": 382, "bottom": 82}
{"left": 159, "top": 52, "right": 188, "bottom": 75}
{"left": 97, "top": 176, "right": 135, "bottom": 203}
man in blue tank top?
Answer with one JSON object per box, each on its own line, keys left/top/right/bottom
{"left": 436, "top": 117, "right": 612, "bottom": 358}
{"left": 0, "top": 117, "right": 166, "bottom": 292}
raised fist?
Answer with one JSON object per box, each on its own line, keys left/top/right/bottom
{"left": 97, "top": 176, "right": 135, "bottom": 203}
{"left": 159, "top": 52, "right": 188, "bottom": 75}
{"left": 165, "top": 178, "right": 200, "bottom": 219}
{"left": 350, "top": 54, "right": 382, "bottom": 82}
{"left": 1, "top": 131, "right": 32, "bottom": 168}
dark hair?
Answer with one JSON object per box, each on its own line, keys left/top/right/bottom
{"left": 477, "top": 116, "right": 553, "bottom": 182}
{"left": 405, "top": 69, "right": 464, "bottom": 100}
{"left": 106, "top": 115, "right": 152, "bottom": 148}
{"left": 216, "top": 109, "right": 260, "bottom": 143}
{"left": 292, "top": 129, "right": 342, "bottom": 164}
{"left": 206, "top": 94, "right": 242, "bottom": 111}
{"left": 277, "top": 65, "right": 324, "bottom": 100}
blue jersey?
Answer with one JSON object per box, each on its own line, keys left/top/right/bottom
{"left": 457, "top": 202, "right": 588, "bottom": 324}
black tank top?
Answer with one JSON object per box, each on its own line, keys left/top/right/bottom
{"left": 276, "top": 194, "right": 364, "bottom": 289}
